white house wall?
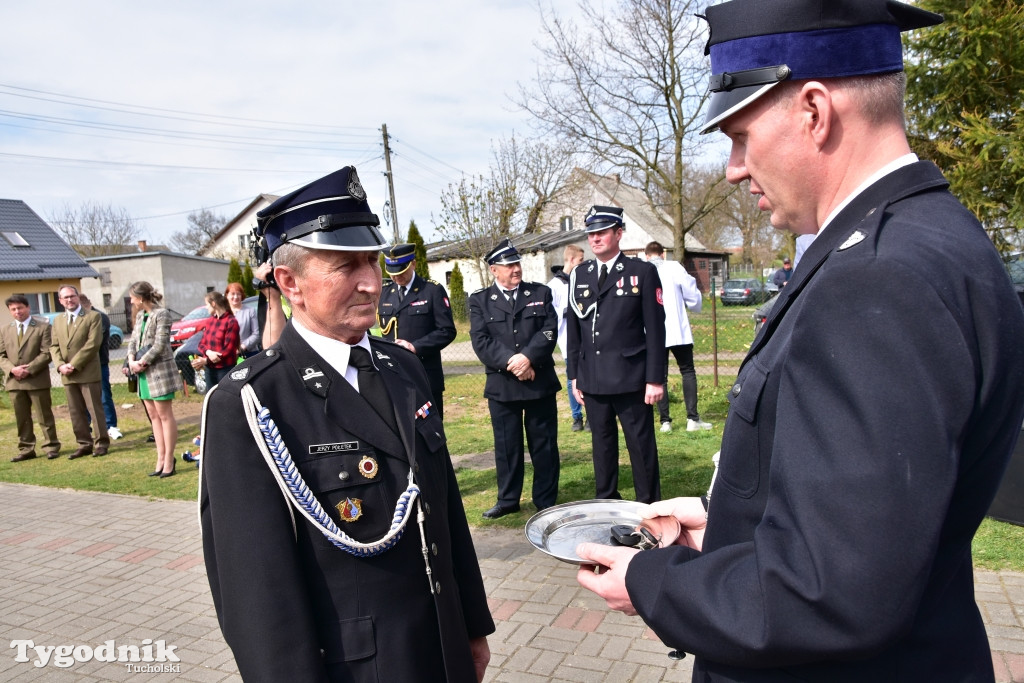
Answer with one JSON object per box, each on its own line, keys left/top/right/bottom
{"left": 83, "top": 254, "right": 229, "bottom": 320}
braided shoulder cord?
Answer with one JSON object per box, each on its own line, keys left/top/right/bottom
{"left": 240, "top": 385, "right": 420, "bottom": 558}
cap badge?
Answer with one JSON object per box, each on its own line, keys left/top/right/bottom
{"left": 347, "top": 168, "right": 367, "bottom": 201}
{"left": 336, "top": 497, "right": 363, "bottom": 522}
{"left": 358, "top": 456, "right": 379, "bottom": 479}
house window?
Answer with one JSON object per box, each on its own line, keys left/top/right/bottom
{"left": 560, "top": 216, "right": 574, "bottom": 231}
{"left": 238, "top": 235, "right": 247, "bottom": 250}
{"left": 99, "top": 268, "right": 112, "bottom": 286}
{"left": 698, "top": 259, "right": 707, "bottom": 269}
{"left": 103, "top": 293, "right": 112, "bottom": 309}
{"left": 1, "top": 231, "right": 29, "bottom": 247}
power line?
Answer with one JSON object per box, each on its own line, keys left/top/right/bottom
{"left": 0, "top": 82, "right": 378, "bottom": 136}
{"left": 0, "top": 151, "right": 311, "bottom": 174}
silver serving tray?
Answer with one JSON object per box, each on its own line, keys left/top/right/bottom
{"left": 524, "top": 499, "right": 679, "bottom": 564}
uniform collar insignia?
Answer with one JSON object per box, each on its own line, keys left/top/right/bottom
{"left": 490, "top": 293, "right": 498, "bottom": 300}
{"left": 615, "top": 261, "right": 624, "bottom": 272}
{"left": 588, "top": 264, "right": 594, "bottom": 272}
{"left": 523, "top": 289, "right": 531, "bottom": 297}
{"left": 230, "top": 367, "right": 250, "bottom": 381}
{"left": 300, "top": 364, "right": 330, "bottom": 397}
{"left": 837, "top": 230, "right": 867, "bottom": 251}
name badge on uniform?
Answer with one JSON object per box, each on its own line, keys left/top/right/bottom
{"left": 309, "top": 441, "right": 359, "bottom": 454}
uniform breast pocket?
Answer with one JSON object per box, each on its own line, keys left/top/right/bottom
{"left": 415, "top": 411, "right": 447, "bottom": 454}
{"left": 485, "top": 310, "right": 507, "bottom": 331}
{"left": 717, "top": 359, "right": 771, "bottom": 498}
{"left": 300, "top": 451, "right": 392, "bottom": 543}
{"left": 409, "top": 303, "right": 431, "bottom": 316}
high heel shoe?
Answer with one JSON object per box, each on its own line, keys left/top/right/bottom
{"left": 148, "top": 470, "right": 162, "bottom": 477}
{"left": 159, "top": 462, "right": 176, "bottom": 478}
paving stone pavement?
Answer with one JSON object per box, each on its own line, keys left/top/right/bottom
{"left": 0, "top": 482, "right": 1021, "bottom": 682}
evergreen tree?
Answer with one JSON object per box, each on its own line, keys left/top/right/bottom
{"left": 407, "top": 220, "right": 430, "bottom": 280}
{"left": 241, "top": 263, "right": 256, "bottom": 297}
{"left": 449, "top": 263, "right": 467, "bottom": 323}
{"left": 227, "top": 259, "right": 243, "bottom": 289}
{"left": 905, "top": 0, "right": 1024, "bottom": 250}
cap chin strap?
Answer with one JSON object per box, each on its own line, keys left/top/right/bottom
{"left": 710, "top": 64, "right": 791, "bottom": 92}
{"left": 280, "top": 212, "right": 382, "bottom": 244}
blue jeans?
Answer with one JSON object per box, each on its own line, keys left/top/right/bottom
{"left": 100, "top": 363, "right": 117, "bottom": 428}
{"left": 567, "top": 378, "right": 583, "bottom": 421}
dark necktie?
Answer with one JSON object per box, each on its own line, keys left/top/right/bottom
{"left": 397, "top": 286, "right": 405, "bottom": 302}
{"left": 504, "top": 288, "right": 516, "bottom": 303}
{"left": 349, "top": 346, "right": 397, "bottom": 432}
{"left": 598, "top": 264, "right": 608, "bottom": 290}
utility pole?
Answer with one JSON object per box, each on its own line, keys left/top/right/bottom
{"left": 381, "top": 123, "right": 400, "bottom": 242}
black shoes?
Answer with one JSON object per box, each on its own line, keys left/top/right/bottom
{"left": 571, "top": 418, "right": 584, "bottom": 432}
{"left": 159, "top": 463, "right": 176, "bottom": 478}
{"left": 46, "top": 452, "right": 60, "bottom": 460}
{"left": 68, "top": 448, "right": 92, "bottom": 460}
{"left": 11, "top": 452, "right": 36, "bottom": 463}
{"left": 482, "top": 503, "right": 521, "bottom": 520}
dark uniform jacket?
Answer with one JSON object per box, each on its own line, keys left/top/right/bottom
{"left": 566, "top": 253, "right": 666, "bottom": 394}
{"left": 200, "top": 325, "right": 494, "bottom": 682}
{"left": 377, "top": 274, "right": 456, "bottom": 384}
{"left": 468, "top": 282, "right": 561, "bottom": 401}
{"left": 626, "top": 162, "right": 1024, "bottom": 681}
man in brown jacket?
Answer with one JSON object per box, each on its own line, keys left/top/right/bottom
{"left": 50, "top": 285, "right": 109, "bottom": 458}
{"left": 0, "top": 294, "right": 60, "bottom": 461}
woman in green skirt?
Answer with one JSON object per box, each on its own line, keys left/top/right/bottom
{"left": 125, "top": 282, "right": 180, "bottom": 478}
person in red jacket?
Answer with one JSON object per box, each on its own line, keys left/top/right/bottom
{"left": 190, "top": 291, "right": 239, "bottom": 390}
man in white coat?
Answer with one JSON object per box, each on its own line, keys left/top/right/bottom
{"left": 645, "top": 241, "right": 710, "bottom": 432}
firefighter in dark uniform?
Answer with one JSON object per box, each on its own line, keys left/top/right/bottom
{"left": 199, "top": 166, "right": 493, "bottom": 683}
{"left": 468, "top": 238, "right": 561, "bottom": 519}
{"left": 575, "top": 3, "right": 1024, "bottom": 680}
{"left": 567, "top": 206, "right": 666, "bottom": 504}
{"left": 377, "top": 243, "right": 456, "bottom": 418}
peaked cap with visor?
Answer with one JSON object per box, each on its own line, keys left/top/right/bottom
{"left": 256, "top": 166, "right": 387, "bottom": 254}
{"left": 700, "top": 0, "right": 943, "bottom": 134}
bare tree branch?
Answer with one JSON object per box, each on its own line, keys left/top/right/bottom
{"left": 518, "top": 0, "right": 714, "bottom": 254}
{"left": 49, "top": 202, "right": 142, "bottom": 257}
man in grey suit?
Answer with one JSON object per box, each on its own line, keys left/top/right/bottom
{"left": 0, "top": 294, "right": 60, "bottom": 461}
{"left": 50, "top": 284, "right": 109, "bottom": 458}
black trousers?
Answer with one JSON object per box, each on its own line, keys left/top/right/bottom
{"left": 584, "top": 390, "right": 661, "bottom": 504}
{"left": 487, "top": 394, "right": 560, "bottom": 509}
{"left": 656, "top": 344, "right": 700, "bottom": 423}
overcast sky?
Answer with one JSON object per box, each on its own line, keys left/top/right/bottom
{"left": 0, "top": 0, "right": 597, "bottom": 246}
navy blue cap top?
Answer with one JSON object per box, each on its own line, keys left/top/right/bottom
{"left": 584, "top": 205, "right": 624, "bottom": 233}
{"left": 700, "top": 0, "right": 943, "bottom": 133}
{"left": 256, "top": 166, "right": 386, "bottom": 254}
{"left": 383, "top": 243, "right": 416, "bottom": 275}
{"left": 486, "top": 238, "right": 521, "bottom": 266}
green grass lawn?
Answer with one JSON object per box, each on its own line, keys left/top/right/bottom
{"left": 2, "top": 306, "right": 1022, "bottom": 571}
